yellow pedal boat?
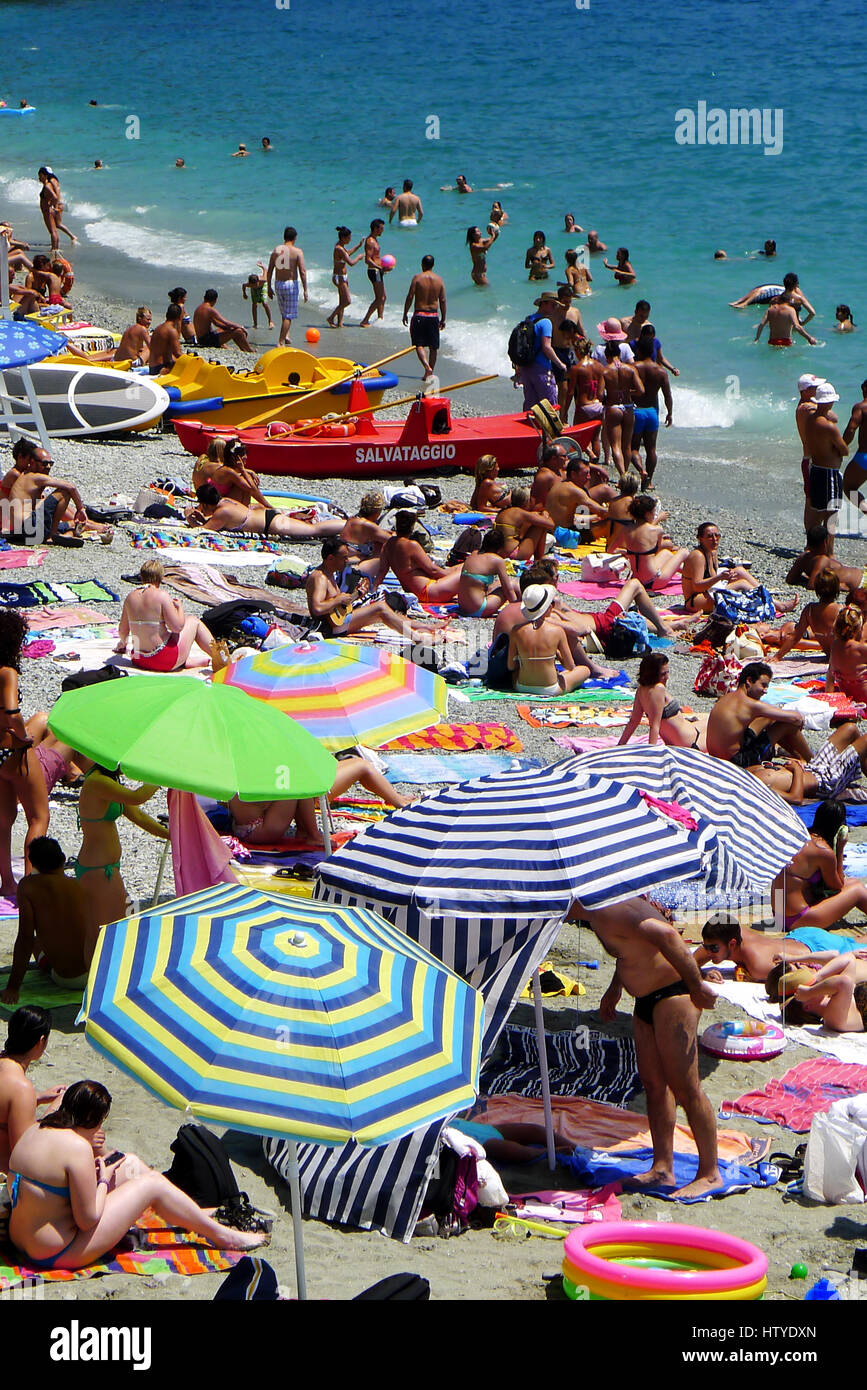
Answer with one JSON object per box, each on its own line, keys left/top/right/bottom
{"left": 158, "top": 347, "right": 400, "bottom": 429}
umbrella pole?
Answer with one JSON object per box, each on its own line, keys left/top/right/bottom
{"left": 319, "top": 794, "right": 333, "bottom": 857}
{"left": 150, "top": 836, "right": 171, "bottom": 908}
{"left": 532, "top": 970, "right": 556, "bottom": 1171}
{"left": 286, "top": 1140, "right": 307, "bottom": 1301}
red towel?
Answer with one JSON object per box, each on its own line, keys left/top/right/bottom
{"left": 726, "top": 1058, "right": 867, "bottom": 1133}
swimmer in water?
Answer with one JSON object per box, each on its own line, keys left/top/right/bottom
{"left": 467, "top": 224, "right": 498, "bottom": 286}
{"left": 603, "top": 247, "right": 636, "bottom": 286}
{"left": 835, "top": 304, "right": 856, "bottom": 333}
{"left": 586, "top": 230, "right": 607, "bottom": 254}
{"left": 563, "top": 213, "right": 584, "bottom": 234}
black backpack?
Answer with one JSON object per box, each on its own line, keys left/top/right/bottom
{"left": 60, "top": 665, "right": 126, "bottom": 695}
{"left": 163, "top": 1123, "right": 240, "bottom": 1207}
{"left": 507, "top": 316, "right": 538, "bottom": 367}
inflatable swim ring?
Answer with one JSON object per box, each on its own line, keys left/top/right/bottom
{"left": 700, "top": 1019, "right": 785, "bottom": 1060}
{"left": 562, "top": 1220, "right": 767, "bottom": 1301}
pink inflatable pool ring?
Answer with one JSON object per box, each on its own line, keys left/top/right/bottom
{"left": 562, "top": 1220, "right": 768, "bottom": 1300}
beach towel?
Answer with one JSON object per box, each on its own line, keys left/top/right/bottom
{"left": 559, "top": 576, "right": 683, "bottom": 600}
{"left": 479, "top": 1025, "right": 640, "bottom": 1106}
{"left": 0, "top": 548, "right": 46, "bottom": 569}
{"left": 796, "top": 804, "right": 867, "bottom": 830}
{"left": 168, "top": 788, "right": 238, "bottom": 896}
{"left": 517, "top": 703, "right": 631, "bottom": 728}
{"left": 711, "top": 979, "right": 867, "bottom": 1065}
{"left": 562, "top": 1146, "right": 780, "bottom": 1202}
{"left": 552, "top": 733, "right": 649, "bottom": 752}
{"left": 0, "top": 1213, "right": 244, "bottom": 1291}
{"left": 377, "top": 722, "right": 522, "bottom": 753}
{"left": 127, "top": 525, "right": 281, "bottom": 554}
{"left": 136, "top": 547, "right": 278, "bottom": 568}
{"left": 0, "top": 968, "right": 84, "bottom": 1012}
{"left": 463, "top": 685, "right": 632, "bottom": 707}
{"left": 23, "top": 605, "right": 108, "bottom": 632}
{"left": 724, "top": 1059, "right": 867, "bottom": 1133}
{"left": 381, "top": 753, "right": 542, "bottom": 784}
{"left": 468, "top": 1094, "right": 758, "bottom": 1161}
{"left": 507, "top": 1187, "right": 623, "bottom": 1225}
{"left": 161, "top": 563, "right": 307, "bottom": 618}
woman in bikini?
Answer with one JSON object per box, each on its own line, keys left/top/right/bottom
{"left": 771, "top": 799, "right": 867, "bottom": 931}
{"left": 829, "top": 604, "right": 867, "bottom": 703}
{"left": 0, "top": 610, "right": 51, "bottom": 901}
{"left": 681, "top": 521, "right": 760, "bottom": 613}
{"left": 457, "top": 527, "right": 519, "bottom": 619}
{"left": 189, "top": 484, "right": 344, "bottom": 541}
{"left": 775, "top": 955, "right": 867, "bottom": 1033}
{"left": 469, "top": 455, "right": 511, "bottom": 512}
{"left": 192, "top": 438, "right": 269, "bottom": 508}
{"left": 116, "top": 559, "right": 215, "bottom": 673}
{"left": 326, "top": 226, "right": 364, "bottom": 329}
{"left": 507, "top": 584, "right": 591, "bottom": 696}
{"left": 8, "top": 1080, "right": 266, "bottom": 1271}
{"left": 525, "top": 230, "right": 555, "bottom": 281}
{"left": 615, "top": 493, "right": 689, "bottom": 590}
{"left": 467, "top": 225, "right": 498, "bottom": 287}
{"left": 73, "top": 765, "right": 167, "bottom": 955}
{"left": 488, "top": 200, "right": 508, "bottom": 230}
{"left": 36, "top": 167, "right": 76, "bottom": 251}
{"left": 0, "top": 1007, "right": 63, "bottom": 1173}
{"left": 495, "top": 487, "right": 556, "bottom": 563}
{"left": 618, "top": 652, "right": 708, "bottom": 750}
{"left": 229, "top": 756, "right": 415, "bottom": 846}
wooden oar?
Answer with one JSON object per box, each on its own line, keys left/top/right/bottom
{"left": 267, "top": 373, "right": 500, "bottom": 437}
{"left": 239, "top": 345, "right": 416, "bottom": 429}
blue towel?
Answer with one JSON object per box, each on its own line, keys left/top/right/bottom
{"left": 563, "top": 1146, "right": 779, "bottom": 1202}
{"left": 584, "top": 670, "right": 630, "bottom": 690}
{"left": 795, "top": 803, "right": 867, "bottom": 828}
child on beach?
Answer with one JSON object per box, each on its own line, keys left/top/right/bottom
{"left": 241, "top": 264, "right": 273, "bottom": 330}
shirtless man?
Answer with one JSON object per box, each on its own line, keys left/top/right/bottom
{"left": 374, "top": 510, "right": 464, "bottom": 602}
{"left": 402, "top": 254, "right": 445, "bottom": 378}
{"left": 7, "top": 448, "right": 87, "bottom": 542}
{"left": 148, "top": 305, "right": 183, "bottom": 375}
{"left": 795, "top": 373, "right": 825, "bottom": 528}
{"left": 189, "top": 483, "right": 343, "bottom": 541}
{"left": 546, "top": 457, "right": 611, "bottom": 543}
{"left": 306, "top": 538, "right": 431, "bottom": 640}
{"left": 601, "top": 341, "right": 643, "bottom": 479}
{"left": 1, "top": 837, "right": 91, "bottom": 1004}
{"left": 26, "top": 254, "right": 68, "bottom": 306}
{"left": 339, "top": 491, "right": 391, "bottom": 575}
{"left": 631, "top": 338, "right": 672, "bottom": 485}
{"left": 359, "top": 219, "right": 387, "bottom": 328}
{"left": 389, "top": 178, "right": 423, "bottom": 226}
{"left": 786, "top": 524, "right": 863, "bottom": 592}
{"left": 804, "top": 383, "right": 848, "bottom": 549}
{"left": 693, "top": 914, "right": 857, "bottom": 985}
{"left": 193, "top": 289, "right": 252, "bottom": 353}
{"left": 579, "top": 895, "right": 721, "bottom": 1200}
{"left": 586, "top": 229, "right": 607, "bottom": 254}
{"left": 530, "top": 443, "right": 566, "bottom": 512}
{"left": 266, "top": 227, "right": 308, "bottom": 345}
{"left": 748, "top": 724, "right": 867, "bottom": 804}
{"left": 755, "top": 296, "right": 817, "bottom": 349}
{"left": 114, "top": 307, "right": 151, "bottom": 366}
{"left": 774, "top": 568, "right": 841, "bottom": 659}
{"left": 842, "top": 378, "right": 867, "bottom": 514}
{"left": 706, "top": 661, "right": 811, "bottom": 766}
{"left": 495, "top": 487, "right": 557, "bottom": 563}
{"left": 548, "top": 285, "right": 585, "bottom": 411}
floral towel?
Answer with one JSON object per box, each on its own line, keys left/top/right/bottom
{"left": 377, "top": 722, "right": 523, "bottom": 753}
{"left": 127, "top": 526, "right": 280, "bottom": 555}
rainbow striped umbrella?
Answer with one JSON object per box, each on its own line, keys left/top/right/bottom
{"left": 213, "top": 639, "right": 447, "bottom": 751}
{"left": 80, "top": 883, "right": 483, "bottom": 1147}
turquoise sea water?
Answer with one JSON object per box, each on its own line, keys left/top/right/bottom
{"left": 1, "top": 0, "right": 865, "bottom": 513}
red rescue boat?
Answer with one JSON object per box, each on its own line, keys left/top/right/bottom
{"left": 173, "top": 392, "right": 599, "bottom": 480}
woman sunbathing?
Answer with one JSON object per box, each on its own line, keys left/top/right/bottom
{"left": 457, "top": 527, "right": 519, "bottom": 618}
{"left": 613, "top": 494, "right": 688, "bottom": 591}
{"left": 116, "top": 559, "right": 214, "bottom": 672}
{"left": 507, "top": 584, "right": 591, "bottom": 696}
{"left": 8, "top": 1081, "right": 266, "bottom": 1270}
{"left": 229, "top": 755, "right": 415, "bottom": 844}
{"left": 681, "top": 522, "right": 761, "bottom": 614}
{"left": 0, "top": 1006, "right": 63, "bottom": 1173}
{"left": 469, "top": 455, "right": 511, "bottom": 512}
{"left": 190, "top": 484, "right": 344, "bottom": 541}
{"left": 828, "top": 604, "right": 867, "bottom": 703}
{"left": 771, "top": 955, "right": 867, "bottom": 1033}
{"left": 771, "top": 799, "right": 867, "bottom": 931}
{"left": 192, "top": 438, "right": 269, "bottom": 508}
{"left": 618, "top": 653, "right": 708, "bottom": 749}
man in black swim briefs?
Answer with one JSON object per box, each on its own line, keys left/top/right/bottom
{"left": 570, "top": 896, "right": 721, "bottom": 1200}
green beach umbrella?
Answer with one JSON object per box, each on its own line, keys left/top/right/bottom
{"left": 48, "top": 676, "right": 337, "bottom": 802}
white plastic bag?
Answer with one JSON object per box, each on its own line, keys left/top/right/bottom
{"left": 803, "top": 1103, "right": 867, "bottom": 1204}
{"left": 580, "top": 552, "right": 630, "bottom": 583}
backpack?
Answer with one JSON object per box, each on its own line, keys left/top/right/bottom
{"left": 200, "top": 598, "right": 278, "bottom": 641}
{"left": 354, "top": 1273, "right": 431, "bottom": 1301}
{"left": 163, "top": 1123, "right": 240, "bottom": 1207}
{"left": 420, "top": 1144, "right": 479, "bottom": 1236}
{"left": 60, "top": 665, "right": 126, "bottom": 695}
{"left": 485, "top": 631, "right": 512, "bottom": 690}
{"left": 507, "top": 315, "right": 539, "bottom": 367}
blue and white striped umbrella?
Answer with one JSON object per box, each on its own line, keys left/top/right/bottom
{"left": 317, "top": 757, "right": 735, "bottom": 919}
{"left": 561, "top": 745, "right": 808, "bottom": 891}
{"left": 0, "top": 319, "right": 67, "bottom": 368}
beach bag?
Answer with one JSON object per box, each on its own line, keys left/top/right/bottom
{"left": 353, "top": 1273, "right": 430, "bottom": 1300}
{"left": 447, "top": 524, "right": 484, "bottom": 568}
{"left": 214, "top": 1256, "right": 280, "bottom": 1301}
{"left": 692, "top": 613, "right": 734, "bottom": 650}
{"left": 606, "top": 610, "right": 651, "bottom": 657}
{"left": 713, "top": 585, "right": 776, "bottom": 625}
{"left": 803, "top": 1103, "right": 867, "bottom": 1205}
{"left": 580, "top": 552, "right": 630, "bottom": 583}
{"left": 60, "top": 664, "right": 126, "bottom": 694}
{"left": 726, "top": 626, "right": 765, "bottom": 662}
{"left": 201, "top": 599, "right": 277, "bottom": 641}
{"left": 693, "top": 649, "right": 742, "bottom": 697}
{"left": 164, "top": 1124, "right": 240, "bottom": 1207}
{"left": 528, "top": 399, "right": 563, "bottom": 438}
{"left": 420, "top": 1145, "right": 479, "bottom": 1236}
{"left": 485, "top": 631, "right": 512, "bottom": 691}
{"left": 507, "top": 316, "right": 538, "bottom": 368}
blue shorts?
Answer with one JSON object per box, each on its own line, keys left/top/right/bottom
{"left": 789, "top": 926, "right": 862, "bottom": 954}
{"left": 632, "top": 406, "right": 659, "bottom": 441}
{"left": 851, "top": 450, "right": 867, "bottom": 478}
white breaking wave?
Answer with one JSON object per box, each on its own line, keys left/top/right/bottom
{"left": 82, "top": 215, "right": 251, "bottom": 277}
{"left": 670, "top": 384, "right": 788, "bottom": 429}
{"left": 68, "top": 199, "right": 104, "bottom": 220}
{"left": 0, "top": 174, "right": 38, "bottom": 205}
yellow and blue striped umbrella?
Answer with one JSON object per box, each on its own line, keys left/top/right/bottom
{"left": 80, "top": 883, "right": 483, "bottom": 1147}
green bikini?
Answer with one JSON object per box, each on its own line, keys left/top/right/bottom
{"left": 74, "top": 779, "right": 124, "bottom": 880}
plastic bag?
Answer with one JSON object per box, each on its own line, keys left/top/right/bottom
{"left": 803, "top": 1104, "right": 867, "bottom": 1204}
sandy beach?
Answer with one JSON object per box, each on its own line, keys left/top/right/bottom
{"left": 0, "top": 272, "right": 865, "bottom": 1307}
